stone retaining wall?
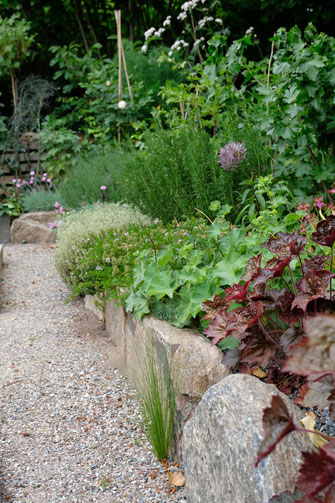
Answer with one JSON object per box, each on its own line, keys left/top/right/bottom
{"left": 85, "top": 296, "right": 230, "bottom": 460}
{"left": 85, "top": 295, "right": 312, "bottom": 501}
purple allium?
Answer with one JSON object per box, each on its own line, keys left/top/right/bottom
{"left": 218, "top": 142, "right": 247, "bottom": 172}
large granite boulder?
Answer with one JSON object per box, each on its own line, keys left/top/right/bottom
{"left": 182, "top": 374, "right": 313, "bottom": 503}
{"left": 104, "top": 300, "right": 230, "bottom": 460}
{"left": 11, "top": 211, "right": 57, "bottom": 244}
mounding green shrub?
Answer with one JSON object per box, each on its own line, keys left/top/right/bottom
{"left": 59, "top": 150, "right": 129, "bottom": 209}
{"left": 122, "top": 124, "right": 229, "bottom": 223}
{"left": 54, "top": 202, "right": 152, "bottom": 282}
{"left": 23, "top": 189, "right": 63, "bottom": 212}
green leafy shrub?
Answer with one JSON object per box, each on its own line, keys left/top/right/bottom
{"left": 39, "top": 118, "right": 83, "bottom": 180}
{"left": 58, "top": 150, "right": 129, "bottom": 209}
{"left": 126, "top": 178, "right": 308, "bottom": 328}
{"left": 123, "top": 124, "right": 231, "bottom": 223}
{"left": 23, "top": 189, "right": 63, "bottom": 212}
{"left": 63, "top": 216, "right": 209, "bottom": 307}
{"left": 54, "top": 203, "right": 152, "bottom": 282}
{"left": 48, "top": 42, "right": 180, "bottom": 144}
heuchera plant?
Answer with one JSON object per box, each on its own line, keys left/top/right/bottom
{"left": 202, "top": 214, "right": 335, "bottom": 399}
{"left": 254, "top": 313, "right": 335, "bottom": 501}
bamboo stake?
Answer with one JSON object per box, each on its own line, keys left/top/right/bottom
{"left": 121, "top": 44, "right": 134, "bottom": 104}
{"left": 115, "top": 9, "right": 122, "bottom": 143}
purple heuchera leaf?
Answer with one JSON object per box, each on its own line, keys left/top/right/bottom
{"left": 240, "top": 331, "right": 277, "bottom": 367}
{"left": 312, "top": 215, "right": 335, "bottom": 248}
{"left": 224, "top": 281, "right": 250, "bottom": 303}
{"left": 302, "top": 255, "right": 329, "bottom": 274}
{"left": 295, "top": 439, "right": 335, "bottom": 495}
{"left": 292, "top": 270, "right": 335, "bottom": 312}
{"left": 263, "top": 231, "right": 307, "bottom": 259}
{"left": 201, "top": 294, "right": 226, "bottom": 321}
{"left": 255, "top": 395, "right": 296, "bottom": 467}
{"left": 226, "top": 301, "right": 264, "bottom": 339}
{"left": 204, "top": 308, "right": 229, "bottom": 345}
{"left": 283, "top": 314, "right": 335, "bottom": 376}
{"left": 241, "top": 253, "right": 262, "bottom": 282}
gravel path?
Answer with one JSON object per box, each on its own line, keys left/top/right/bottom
{"left": 0, "top": 243, "right": 186, "bottom": 503}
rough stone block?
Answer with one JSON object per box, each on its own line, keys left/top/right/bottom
{"left": 84, "top": 295, "right": 105, "bottom": 322}
{"left": 11, "top": 211, "right": 56, "bottom": 244}
{"left": 0, "top": 243, "right": 3, "bottom": 269}
{"left": 182, "top": 374, "right": 313, "bottom": 503}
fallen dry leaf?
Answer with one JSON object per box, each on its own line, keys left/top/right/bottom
{"left": 252, "top": 367, "right": 267, "bottom": 379}
{"left": 150, "top": 470, "right": 158, "bottom": 480}
{"left": 168, "top": 471, "right": 185, "bottom": 487}
{"left": 300, "top": 414, "right": 328, "bottom": 448}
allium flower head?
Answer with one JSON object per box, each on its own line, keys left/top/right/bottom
{"left": 218, "top": 142, "right": 247, "bottom": 171}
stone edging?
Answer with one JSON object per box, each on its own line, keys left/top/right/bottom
{"left": 84, "top": 295, "right": 229, "bottom": 460}
{"left": 0, "top": 243, "right": 4, "bottom": 269}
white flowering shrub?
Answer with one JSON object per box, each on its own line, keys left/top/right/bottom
{"left": 141, "top": 0, "right": 226, "bottom": 62}
{"left": 54, "top": 202, "right": 152, "bottom": 282}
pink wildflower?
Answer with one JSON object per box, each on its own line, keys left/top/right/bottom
{"left": 314, "top": 196, "right": 324, "bottom": 209}
{"left": 12, "top": 179, "right": 16, "bottom": 183}
{"left": 47, "top": 178, "right": 51, "bottom": 183}
{"left": 16, "top": 183, "right": 21, "bottom": 188}
{"left": 328, "top": 188, "right": 335, "bottom": 194}
{"left": 49, "top": 221, "right": 58, "bottom": 230}
{"left": 54, "top": 201, "right": 60, "bottom": 208}
{"left": 59, "top": 206, "right": 64, "bottom": 213}
{"left": 30, "top": 170, "right": 35, "bottom": 175}
{"left": 100, "top": 185, "right": 107, "bottom": 191}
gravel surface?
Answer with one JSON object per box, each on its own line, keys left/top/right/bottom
{"left": 0, "top": 243, "right": 186, "bottom": 503}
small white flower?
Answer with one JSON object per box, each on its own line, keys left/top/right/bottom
{"left": 168, "top": 50, "right": 173, "bottom": 56}
{"left": 215, "top": 18, "right": 223, "bottom": 24}
{"left": 144, "top": 27, "right": 156, "bottom": 40}
{"left": 245, "top": 26, "right": 254, "bottom": 36}
{"left": 105, "top": 257, "right": 111, "bottom": 263}
{"left": 118, "top": 100, "right": 127, "bottom": 109}
{"left": 157, "top": 27, "right": 166, "bottom": 35}
{"left": 154, "top": 218, "right": 160, "bottom": 224}
{"left": 154, "top": 30, "right": 161, "bottom": 37}
{"left": 163, "top": 17, "right": 171, "bottom": 27}
{"left": 106, "top": 80, "right": 111, "bottom": 87}
{"left": 193, "top": 37, "right": 204, "bottom": 48}
{"left": 141, "top": 44, "right": 148, "bottom": 53}
{"left": 177, "top": 11, "right": 187, "bottom": 20}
